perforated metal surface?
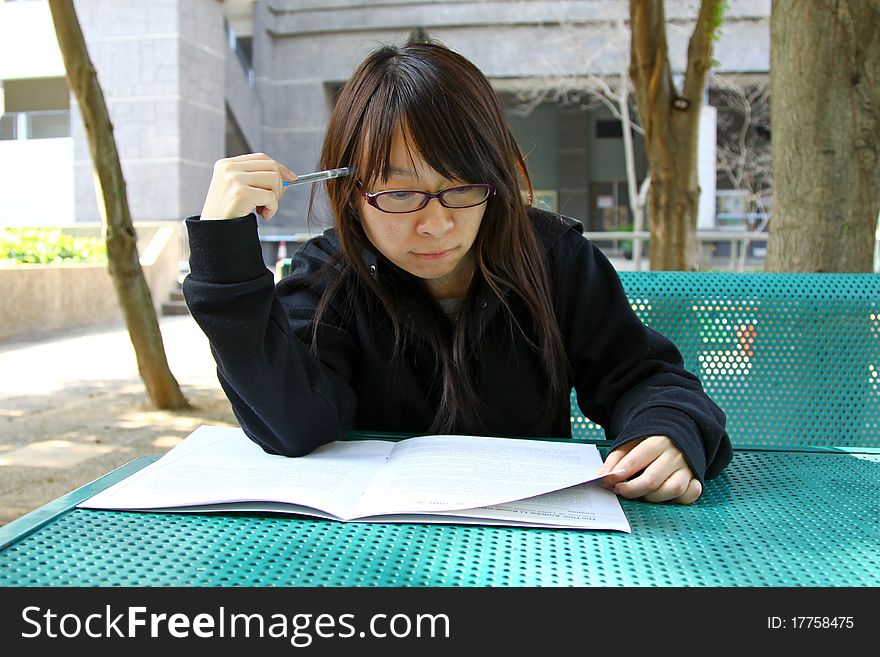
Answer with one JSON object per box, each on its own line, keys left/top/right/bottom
{"left": 2, "top": 450, "right": 877, "bottom": 586}
{"left": 571, "top": 273, "right": 880, "bottom": 449}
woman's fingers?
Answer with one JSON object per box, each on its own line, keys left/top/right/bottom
{"left": 598, "top": 435, "right": 702, "bottom": 504}
{"left": 640, "top": 468, "right": 698, "bottom": 504}
{"left": 201, "top": 153, "right": 296, "bottom": 220}
{"left": 254, "top": 188, "right": 279, "bottom": 221}
{"left": 235, "top": 156, "right": 297, "bottom": 182}
{"left": 672, "top": 477, "right": 703, "bottom": 505}
{"left": 239, "top": 165, "right": 297, "bottom": 220}
{"left": 613, "top": 447, "right": 680, "bottom": 499}
{"left": 600, "top": 435, "right": 667, "bottom": 490}
{"left": 595, "top": 447, "right": 626, "bottom": 477}
{"left": 239, "top": 170, "right": 284, "bottom": 194}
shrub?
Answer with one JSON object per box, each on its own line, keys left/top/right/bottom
{"left": 0, "top": 228, "right": 106, "bottom": 265}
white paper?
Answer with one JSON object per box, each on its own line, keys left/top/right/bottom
{"left": 148, "top": 482, "right": 631, "bottom": 533}
{"left": 436, "top": 481, "right": 631, "bottom": 532}
{"left": 82, "top": 426, "right": 392, "bottom": 520}
{"left": 353, "top": 434, "right": 606, "bottom": 516}
{"left": 79, "top": 426, "right": 630, "bottom": 532}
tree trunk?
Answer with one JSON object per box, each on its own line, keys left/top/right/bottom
{"left": 618, "top": 50, "right": 648, "bottom": 270}
{"left": 49, "top": 0, "right": 189, "bottom": 409}
{"left": 629, "top": 0, "right": 723, "bottom": 271}
{"left": 766, "top": 0, "right": 880, "bottom": 272}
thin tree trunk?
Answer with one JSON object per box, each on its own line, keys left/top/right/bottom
{"left": 765, "top": 0, "right": 880, "bottom": 272}
{"left": 619, "top": 54, "right": 647, "bottom": 270}
{"left": 49, "top": 0, "right": 189, "bottom": 409}
{"left": 629, "top": 0, "right": 723, "bottom": 271}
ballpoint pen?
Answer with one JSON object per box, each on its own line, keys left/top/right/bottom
{"left": 282, "top": 167, "right": 354, "bottom": 186}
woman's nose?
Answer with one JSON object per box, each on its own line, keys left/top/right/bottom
{"left": 415, "top": 198, "right": 454, "bottom": 237}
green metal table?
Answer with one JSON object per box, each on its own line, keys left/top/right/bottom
{"left": 2, "top": 445, "right": 877, "bottom": 587}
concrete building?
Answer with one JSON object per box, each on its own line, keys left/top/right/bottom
{"left": 0, "top": 0, "right": 770, "bottom": 250}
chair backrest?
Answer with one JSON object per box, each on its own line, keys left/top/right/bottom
{"left": 280, "top": 259, "right": 878, "bottom": 449}
{"left": 570, "top": 272, "right": 880, "bottom": 449}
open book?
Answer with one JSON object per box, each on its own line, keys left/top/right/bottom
{"left": 80, "top": 426, "right": 631, "bottom": 532}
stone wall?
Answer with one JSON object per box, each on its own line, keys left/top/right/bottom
{"left": 0, "top": 223, "right": 181, "bottom": 342}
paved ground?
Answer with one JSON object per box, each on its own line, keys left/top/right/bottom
{"left": 0, "top": 315, "right": 237, "bottom": 527}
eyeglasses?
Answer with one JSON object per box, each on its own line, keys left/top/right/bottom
{"left": 361, "top": 183, "right": 495, "bottom": 214}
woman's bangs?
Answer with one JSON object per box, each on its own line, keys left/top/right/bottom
{"left": 352, "top": 82, "right": 401, "bottom": 190}
{"left": 354, "top": 79, "right": 497, "bottom": 190}
{"left": 404, "top": 98, "right": 495, "bottom": 187}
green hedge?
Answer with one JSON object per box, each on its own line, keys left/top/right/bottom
{"left": 0, "top": 228, "right": 106, "bottom": 265}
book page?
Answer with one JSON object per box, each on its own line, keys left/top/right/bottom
{"left": 135, "top": 501, "right": 342, "bottom": 522}
{"left": 80, "top": 427, "right": 628, "bottom": 531}
{"left": 133, "top": 484, "right": 629, "bottom": 532}
{"left": 351, "top": 434, "right": 606, "bottom": 517}
{"left": 80, "top": 426, "right": 393, "bottom": 519}
{"left": 435, "top": 481, "right": 631, "bottom": 532}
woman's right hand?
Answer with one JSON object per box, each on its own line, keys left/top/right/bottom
{"left": 200, "top": 152, "right": 298, "bottom": 221}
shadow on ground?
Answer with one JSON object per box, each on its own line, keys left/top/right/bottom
{"left": 0, "top": 381, "right": 236, "bottom": 526}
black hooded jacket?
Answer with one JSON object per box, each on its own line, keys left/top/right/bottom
{"left": 183, "top": 207, "right": 732, "bottom": 483}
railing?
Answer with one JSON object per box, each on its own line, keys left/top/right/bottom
{"left": 598, "top": 227, "right": 880, "bottom": 272}
{"left": 585, "top": 230, "right": 770, "bottom": 272}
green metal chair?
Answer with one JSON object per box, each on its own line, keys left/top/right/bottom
{"left": 281, "top": 258, "right": 879, "bottom": 450}
{"left": 572, "top": 272, "right": 880, "bottom": 450}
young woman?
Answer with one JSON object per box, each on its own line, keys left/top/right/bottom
{"left": 184, "top": 40, "right": 731, "bottom": 505}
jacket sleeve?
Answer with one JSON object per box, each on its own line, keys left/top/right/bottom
{"left": 554, "top": 230, "right": 732, "bottom": 483}
{"left": 182, "top": 214, "right": 358, "bottom": 456}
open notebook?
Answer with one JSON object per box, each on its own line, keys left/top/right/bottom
{"left": 80, "top": 425, "right": 631, "bottom": 532}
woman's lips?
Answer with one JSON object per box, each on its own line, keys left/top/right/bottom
{"left": 411, "top": 248, "right": 456, "bottom": 261}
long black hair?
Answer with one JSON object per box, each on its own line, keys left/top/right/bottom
{"left": 311, "top": 40, "right": 569, "bottom": 434}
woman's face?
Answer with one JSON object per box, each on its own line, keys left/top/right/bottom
{"left": 357, "top": 129, "right": 487, "bottom": 300}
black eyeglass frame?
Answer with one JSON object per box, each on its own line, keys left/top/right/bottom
{"left": 360, "top": 183, "right": 496, "bottom": 214}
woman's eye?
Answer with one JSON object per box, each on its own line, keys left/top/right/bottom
{"left": 386, "top": 191, "right": 416, "bottom": 201}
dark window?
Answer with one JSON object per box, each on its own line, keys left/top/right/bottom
{"left": 595, "top": 119, "right": 623, "bottom": 139}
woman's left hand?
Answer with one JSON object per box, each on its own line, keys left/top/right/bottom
{"left": 595, "top": 435, "right": 702, "bottom": 504}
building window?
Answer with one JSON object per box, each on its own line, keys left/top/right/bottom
{"left": 595, "top": 119, "right": 624, "bottom": 139}
{"left": 1, "top": 77, "right": 70, "bottom": 140}
{"left": 0, "top": 110, "right": 69, "bottom": 140}
{"left": 0, "top": 113, "right": 15, "bottom": 140}
{"left": 224, "top": 18, "right": 254, "bottom": 86}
